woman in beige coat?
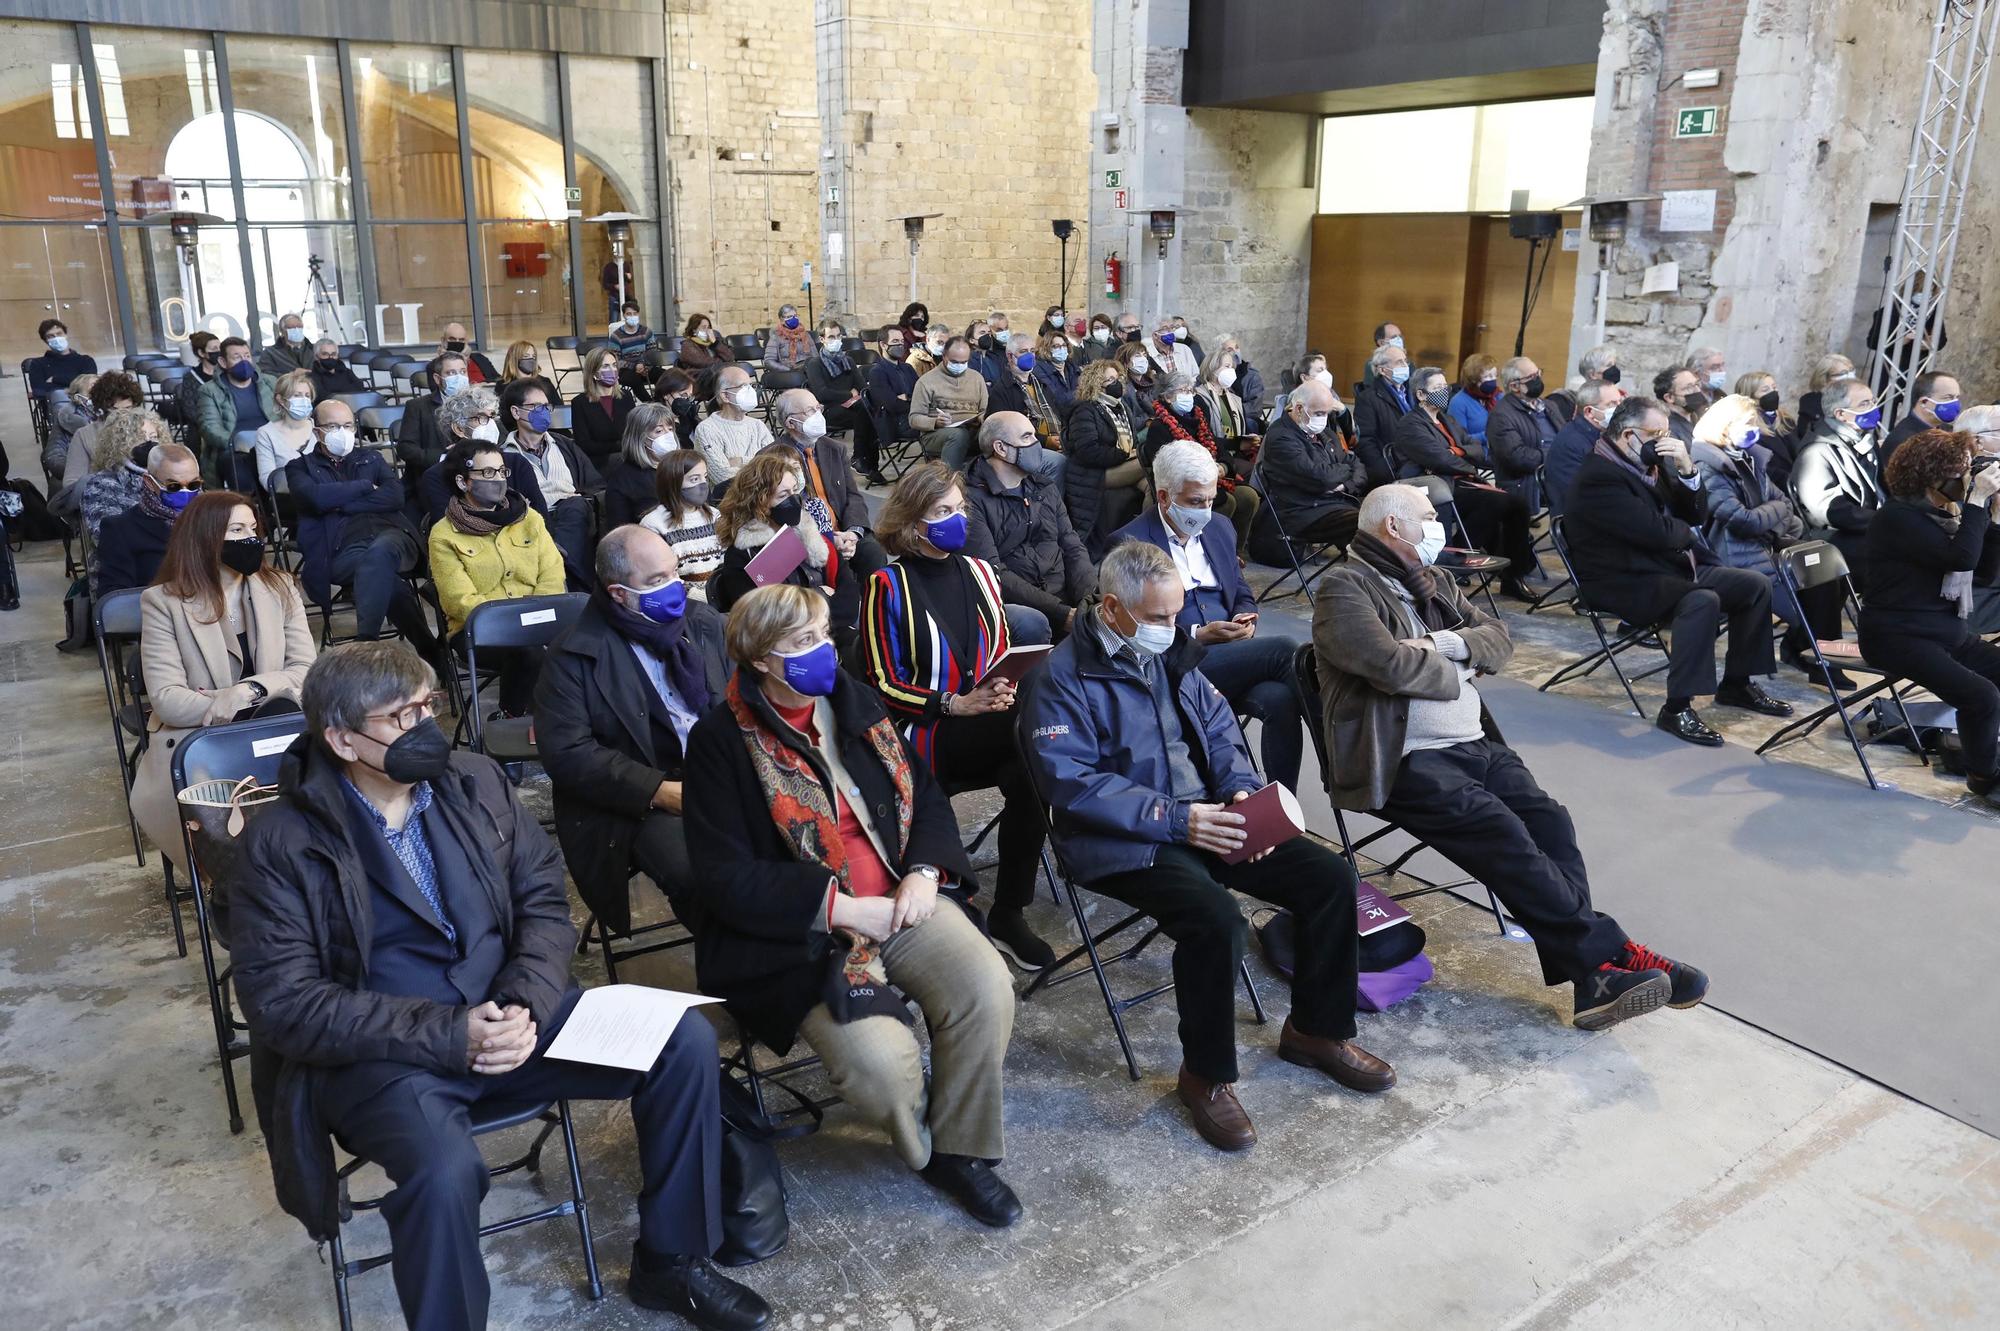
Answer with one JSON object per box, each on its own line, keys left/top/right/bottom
{"left": 131, "top": 491, "right": 315, "bottom": 870}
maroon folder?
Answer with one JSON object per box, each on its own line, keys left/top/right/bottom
{"left": 1356, "top": 883, "right": 1412, "bottom": 936}
{"left": 744, "top": 524, "right": 807, "bottom": 586}
{"left": 974, "top": 643, "right": 1054, "bottom": 688}
{"left": 1220, "top": 781, "right": 1306, "bottom": 865}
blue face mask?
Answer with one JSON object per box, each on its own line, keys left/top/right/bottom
{"left": 1051, "top": 346, "right": 1069, "bottom": 364}
{"left": 1935, "top": 398, "right": 1963, "bottom": 425}
{"left": 524, "top": 404, "right": 552, "bottom": 433}
{"left": 776, "top": 639, "right": 838, "bottom": 697}
{"left": 286, "top": 326, "right": 306, "bottom": 344}
{"left": 1015, "top": 351, "right": 1036, "bottom": 373}
{"left": 1737, "top": 427, "right": 1761, "bottom": 451}
{"left": 442, "top": 372, "right": 469, "bottom": 397}
{"left": 619, "top": 577, "right": 686, "bottom": 623}
{"left": 1390, "top": 364, "right": 1411, "bottom": 385}
{"left": 1853, "top": 406, "right": 1883, "bottom": 433}
{"left": 923, "top": 511, "right": 969, "bottom": 552}
{"left": 782, "top": 315, "right": 800, "bottom": 330}
{"left": 159, "top": 485, "right": 199, "bottom": 511}
{"left": 1159, "top": 330, "right": 1175, "bottom": 346}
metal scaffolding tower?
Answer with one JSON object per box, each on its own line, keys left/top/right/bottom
{"left": 1870, "top": 0, "right": 2000, "bottom": 418}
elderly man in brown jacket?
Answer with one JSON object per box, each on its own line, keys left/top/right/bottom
{"left": 1310, "top": 483, "right": 1709, "bottom": 1031}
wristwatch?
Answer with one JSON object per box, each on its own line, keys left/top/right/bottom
{"left": 909, "top": 864, "right": 942, "bottom": 884}
{"left": 244, "top": 680, "right": 268, "bottom": 703}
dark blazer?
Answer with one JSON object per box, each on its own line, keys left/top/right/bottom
{"left": 568, "top": 391, "right": 636, "bottom": 465}
{"left": 1392, "top": 407, "right": 1481, "bottom": 478}
{"left": 309, "top": 361, "right": 370, "bottom": 398}
{"left": 95, "top": 505, "right": 175, "bottom": 594}
{"left": 1879, "top": 413, "right": 1929, "bottom": 471}
{"left": 681, "top": 669, "right": 976, "bottom": 1051}
{"left": 418, "top": 453, "right": 547, "bottom": 528}
{"left": 1258, "top": 413, "right": 1367, "bottom": 532}
{"left": 865, "top": 358, "right": 918, "bottom": 443}
{"left": 393, "top": 395, "right": 451, "bottom": 475}
{"left": 534, "top": 597, "right": 729, "bottom": 934}
{"left": 1565, "top": 449, "right": 1712, "bottom": 626}
{"left": 1486, "top": 392, "right": 1558, "bottom": 498}
{"left": 1546, "top": 415, "right": 1599, "bottom": 520}
{"left": 601, "top": 457, "right": 663, "bottom": 531}
{"left": 803, "top": 354, "right": 869, "bottom": 414}
{"left": 1114, "top": 504, "right": 1253, "bottom": 629}
{"left": 1353, "top": 375, "right": 1417, "bottom": 488}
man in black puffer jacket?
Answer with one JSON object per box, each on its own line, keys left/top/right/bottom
{"left": 233, "top": 640, "right": 771, "bottom": 1331}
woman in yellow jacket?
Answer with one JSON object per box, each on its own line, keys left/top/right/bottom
{"left": 429, "top": 438, "right": 566, "bottom": 713}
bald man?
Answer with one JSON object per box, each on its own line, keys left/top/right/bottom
{"left": 1249, "top": 376, "right": 1370, "bottom": 567}
{"left": 774, "top": 386, "right": 889, "bottom": 579}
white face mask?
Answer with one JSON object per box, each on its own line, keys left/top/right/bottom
{"left": 1397, "top": 517, "right": 1448, "bottom": 565}
{"left": 1124, "top": 617, "right": 1177, "bottom": 657}
{"left": 1313, "top": 369, "right": 1334, "bottom": 388}
{"left": 992, "top": 329, "right": 1011, "bottom": 344}
{"left": 1171, "top": 392, "right": 1196, "bottom": 414}
{"left": 1304, "top": 412, "right": 1330, "bottom": 435}
{"left": 1128, "top": 358, "right": 1148, "bottom": 374}
{"left": 321, "top": 427, "right": 356, "bottom": 458}
{"left": 798, "top": 411, "right": 827, "bottom": 440}
{"left": 1216, "top": 367, "right": 1237, "bottom": 390}
{"left": 730, "top": 384, "right": 759, "bottom": 412}
{"left": 470, "top": 420, "right": 501, "bottom": 445}
{"left": 1092, "top": 327, "right": 1111, "bottom": 343}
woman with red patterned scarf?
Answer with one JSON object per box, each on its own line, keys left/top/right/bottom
{"left": 681, "top": 584, "right": 1025, "bottom": 1229}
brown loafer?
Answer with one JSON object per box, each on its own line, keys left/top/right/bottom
{"left": 1176, "top": 1064, "right": 1257, "bottom": 1151}
{"left": 1277, "top": 1018, "right": 1397, "bottom": 1093}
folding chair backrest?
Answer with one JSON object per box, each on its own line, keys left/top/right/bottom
{"left": 96, "top": 586, "right": 145, "bottom": 639}
{"left": 334, "top": 391, "right": 386, "bottom": 415}
{"left": 464, "top": 592, "right": 589, "bottom": 652}
{"left": 1779, "top": 539, "right": 1850, "bottom": 592}
{"left": 173, "top": 713, "right": 308, "bottom": 793}
{"left": 761, "top": 368, "right": 806, "bottom": 392}
{"left": 1407, "top": 474, "right": 1453, "bottom": 510}
{"left": 727, "top": 333, "right": 763, "bottom": 362}
{"left": 1289, "top": 640, "right": 1334, "bottom": 795}
{"left": 357, "top": 405, "right": 406, "bottom": 440}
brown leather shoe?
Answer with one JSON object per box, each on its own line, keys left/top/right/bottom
{"left": 1176, "top": 1064, "right": 1257, "bottom": 1151}
{"left": 1277, "top": 1018, "right": 1396, "bottom": 1092}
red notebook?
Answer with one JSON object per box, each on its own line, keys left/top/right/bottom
{"left": 1356, "top": 883, "right": 1412, "bottom": 936}
{"left": 1220, "top": 781, "right": 1306, "bottom": 865}
{"left": 745, "top": 524, "right": 808, "bottom": 586}
{"left": 974, "top": 643, "right": 1053, "bottom": 688}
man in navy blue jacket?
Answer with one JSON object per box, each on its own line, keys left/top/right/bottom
{"left": 1114, "top": 441, "right": 1305, "bottom": 790}
{"left": 1018, "top": 541, "right": 1393, "bottom": 1154}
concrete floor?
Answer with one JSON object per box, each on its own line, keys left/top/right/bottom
{"left": 3, "top": 395, "right": 1998, "bottom": 1327}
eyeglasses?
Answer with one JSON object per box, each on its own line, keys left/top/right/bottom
{"left": 362, "top": 691, "right": 446, "bottom": 732}
{"left": 467, "top": 465, "right": 508, "bottom": 480}
{"left": 464, "top": 413, "right": 498, "bottom": 427}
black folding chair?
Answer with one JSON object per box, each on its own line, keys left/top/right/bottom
{"left": 170, "top": 713, "right": 307, "bottom": 1132}
{"left": 94, "top": 589, "right": 152, "bottom": 873}
{"left": 1758, "top": 541, "right": 1927, "bottom": 790}
{"left": 544, "top": 335, "right": 583, "bottom": 394}
{"left": 328, "top": 1099, "right": 602, "bottom": 1330}
{"left": 356, "top": 404, "right": 406, "bottom": 446}
{"left": 1537, "top": 516, "right": 1663, "bottom": 717}
{"left": 758, "top": 367, "right": 806, "bottom": 427}
{"left": 1249, "top": 457, "right": 1341, "bottom": 604}
{"left": 726, "top": 333, "right": 764, "bottom": 366}
{"left": 460, "top": 594, "right": 589, "bottom": 768}
{"left": 333, "top": 390, "right": 387, "bottom": 416}
{"left": 1013, "top": 716, "right": 1267, "bottom": 1081}
{"left": 1290, "top": 643, "right": 1510, "bottom": 936}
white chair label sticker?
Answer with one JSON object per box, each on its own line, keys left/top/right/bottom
{"left": 521, "top": 608, "right": 558, "bottom": 625}
{"left": 1803, "top": 552, "right": 1821, "bottom": 566}
{"left": 252, "top": 734, "right": 302, "bottom": 757}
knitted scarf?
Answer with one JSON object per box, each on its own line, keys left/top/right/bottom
{"left": 443, "top": 490, "right": 527, "bottom": 537}
{"left": 1924, "top": 499, "right": 1976, "bottom": 617}
{"left": 596, "top": 585, "right": 710, "bottom": 713}
{"left": 136, "top": 483, "right": 182, "bottom": 525}
{"left": 1350, "top": 530, "right": 1463, "bottom": 634}
{"left": 1151, "top": 397, "right": 1236, "bottom": 491}
{"left": 724, "top": 674, "right": 915, "bottom": 1025}
{"left": 1097, "top": 395, "right": 1136, "bottom": 457}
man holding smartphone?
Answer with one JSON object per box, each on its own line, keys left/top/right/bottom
{"left": 1114, "top": 441, "right": 1307, "bottom": 791}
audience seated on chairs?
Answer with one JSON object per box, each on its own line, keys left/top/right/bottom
{"left": 1030, "top": 328, "right": 1079, "bottom": 422}
{"left": 50, "top": 371, "right": 120, "bottom": 489}
{"left": 1952, "top": 405, "right": 2000, "bottom": 633}
{"left": 1545, "top": 380, "right": 1624, "bottom": 521}
{"left": 866, "top": 326, "right": 920, "bottom": 463}
{"left": 962, "top": 412, "right": 1093, "bottom": 645}
{"left": 801, "top": 319, "right": 880, "bottom": 482}
{"left": 395, "top": 351, "right": 471, "bottom": 480}
{"left": 771, "top": 387, "right": 888, "bottom": 581}
{"left": 1793, "top": 353, "right": 1856, "bottom": 458}
{"left": 1689, "top": 394, "right": 1829, "bottom": 676}
{"left": 761, "top": 303, "right": 816, "bottom": 371}
{"left": 651, "top": 366, "right": 701, "bottom": 449}
{"left": 858, "top": 462, "right": 1054, "bottom": 970}
{"left": 289, "top": 400, "right": 438, "bottom": 655}
{"left": 676, "top": 312, "right": 735, "bottom": 373}
{"left": 1445, "top": 354, "right": 1499, "bottom": 448}
{"left": 708, "top": 452, "right": 860, "bottom": 647}
{"left": 257, "top": 312, "right": 314, "bottom": 378}
{"left": 499, "top": 377, "right": 601, "bottom": 587}
{"left": 255, "top": 370, "right": 320, "bottom": 492}
{"left": 1019, "top": 541, "right": 1391, "bottom": 1152}
{"left": 1141, "top": 372, "right": 1260, "bottom": 558}
{"left": 1789, "top": 376, "right": 1884, "bottom": 636}
{"left": 604, "top": 402, "right": 680, "bottom": 532}
{"left": 417, "top": 386, "right": 547, "bottom": 528}
{"left": 79, "top": 409, "right": 162, "bottom": 571}
{"left": 176, "top": 332, "right": 222, "bottom": 436}
{"left": 571, "top": 345, "right": 638, "bottom": 467}
{"left": 1081, "top": 312, "right": 1119, "bottom": 364}
{"left": 1117, "top": 442, "right": 1306, "bottom": 791}
{"left": 1859, "top": 429, "right": 2000, "bottom": 806}
{"left": 98, "top": 442, "right": 201, "bottom": 596}
{"left": 694, "top": 364, "right": 773, "bottom": 488}
{"left": 1207, "top": 334, "right": 1266, "bottom": 424}
{"left": 1195, "top": 344, "right": 1260, "bottom": 474}
{"left": 909, "top": 337, "right": 987, "bottom": 471}
{"left": 308, "top": 338, "right": 369, "bottom": 398}
{"left": 1353, "top": 342, "right": 1415, "bottom": 488}
{"left": 1654, "top": 365, "right": 1706, "bottom": 446}
{"left": 130, "top": 491, "right": 313, "bottom": 872}
{"left": 641, "top": 449, "right": 726, "bottom": 599}
{"left": 429, "top": 438, "right": 567, "bottom": 716}
{"left": 1249, "top": 374, "right": 1366, "bottom": 566}
{"left": 197, "top": 339, "right": 277, "bottom": 487}
{"left": 904, "top": 304, "right": 943, "bottom": 378}
{"left": 1142, "top": 317, "right": 1198, "bottom": 383}
{"left": 986, "top": 337, "right": 1063, "bottom": 460}
{"left": 232, "top": 641, "right": 770, "bottom": 1331}
{"left": 612, "top": 302, "right": 656, "bottom": 389}
{"left": 497, "top": 338, "right": 558, "bottom": 404}
{"left": 536, "top": 525, "right": 728, "bottom": 948}
{"left": 1312, "top": 482, "right": 1709, "bottom": 1030}
{"left": 25, "top": 316, "right": 97, "bottom": 400}
{"left": 1395, "top": 365, "right": 1537, "bottom": 599}
{"left": 1117, "top": 336, "right": 1160, "bottom": 416}
{"left": 682, "top": 584, "right": 1022, "bottom": 1229}
{"left": 1062, "top": 357, "right": 1148, "bottom": 559}
{"left": 1737, "top": 369, "right": 1800, "bottom": 488}
{"left": 1486, "top": 356, "right": 1557, "bottom": 511}
{"left": 1565, "top": 396, "right": 1793, "bottom": 746}
{"left": 437, "top": 321, "right": 500, "bottom": 384}
{"left": 1880, "top": 369, "right": 1962, "bottom": 470}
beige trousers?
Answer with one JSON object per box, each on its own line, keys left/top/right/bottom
{"left": 797, "top": 898, "right": 1015, "bottom": 1167}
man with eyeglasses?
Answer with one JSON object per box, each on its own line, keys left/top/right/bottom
{"left": 1881, "top": 369, "right": 1963, "bottom": 470}
{"left": 234, "top": 640, "right": 772, "bottom": 1331}
{"left": 96, "top": 442, "right": 201, "bottom": 594}
{"left": 1567, "top": 395, "right": 1793, "bottom": 746}
{"left": 501, "top": 376, "right": 602, "bottom": 589}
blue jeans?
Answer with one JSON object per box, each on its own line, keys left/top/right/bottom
{"left": 1197, "top": 629, "right": 1303, "bottom": 790}
{"left": 1005, "top": 602, "right": 1053, "bottom": 646}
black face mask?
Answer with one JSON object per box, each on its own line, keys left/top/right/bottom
{"left": 1105, "top": 380, "right": 1127, "bottom": 399}
{"left": 1523, "top": 375, "right": 1545, "bottom": 398}
{"left": 669, "top": 395, "right": 697, "bottom": 420}
{"left": 1940, "top": 473, "right": 1970, "bottom": 502}
{"left": 315, "top": 358, "right": 341, "bottom": 372}
{"left": 358, "top": 716, "right": 452, "bottom": 785}
{"left": 443, "top": 339, "right": 467, "bottom": 353}
{"left": 769, "top": 495, "right": 803, "bottom": 528}
{"left": 1758, "top": 389, "right": 1782, "bottom": 416}
{"left": 1637, "top": 436, "right": 1660, "bottom": 471}
{"left": 1601, "top": 364, "right": 1622, "bottom": 386}
{"left": 908, "top": 316, "right": 927, "bottom": 332}
{"left": 1123, "top": 328, "right": 1144, "bottom": 344}
{"left": 220, "top": 537, "right": 266, "bottom": 576}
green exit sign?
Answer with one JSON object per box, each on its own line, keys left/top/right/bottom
{"left": 1675, "top": 106, "right": 1718, "bottom": 138}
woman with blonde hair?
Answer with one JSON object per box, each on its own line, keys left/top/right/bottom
{"left": 568, "top": 343, "right": 635, "bottom": 466}
{"left": 1796, "top": 352, "right": 1856, "bottom": 442}
{"left": 1063, "top": 357, "right": 1148, "bottom": 557}
{"left": 255, "top": 369, "right": 319, "bottom": 490}
{"left": 497, "top": 338, "right": 557, "bottom": 400}
{"left": 81, "top": 408, "right": 168, "bottom": 572}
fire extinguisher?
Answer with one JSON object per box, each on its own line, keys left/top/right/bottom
{"left": 1104, "top": 251, "right": 1122, "bottom": 301}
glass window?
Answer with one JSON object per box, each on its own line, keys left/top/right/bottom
{"left": 83, "top": 28, "right": 223, "bottom": 222}
{"left": 580, "top": 219, "right": 662, "bottom": 332}
{"left": 225, "top": 37, "right": 351, "bottom": 222}
{"left": 372, "top": 223, "right": 471, "bottom": 346}
{"left": 0, "top": 225, "right": 121, "bottom": 367}
{"left": 351, "top": 45, "right": 462, "bottom": 219}
{"left": 1318, "top": 97, "right": 1594, "bottom": 215}
{"left": 480, "top": 221, "right": 571, "bottom": 349}
{"left": 250, "top": 224, "right": 363, "bottom": 346}
{"left": 571, "top": 57, "right": 657, "bottom": 219}
{"left": 0, "top": 21, "right": 99, "bottom": 222}
{"left": 463, "top": 51, "right": 563, "bottom": 220}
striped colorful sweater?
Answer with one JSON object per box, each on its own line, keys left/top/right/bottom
{"left": 860, "top": 554, "right": 1010, "bottom": 765}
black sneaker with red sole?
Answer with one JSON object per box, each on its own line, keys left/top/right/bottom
{"left": 1619, "top": 940, "right": 1709, "bottom": 1009}
{"left": 1573, "top": 963, "right": 1671, "bottom": 1030}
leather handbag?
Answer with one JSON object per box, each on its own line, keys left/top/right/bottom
{"left": 712, "top": 1070, "right": 821, "bottom": 1267}
{"left": 176, "top": 773, "right": 281, "bottom": 948}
